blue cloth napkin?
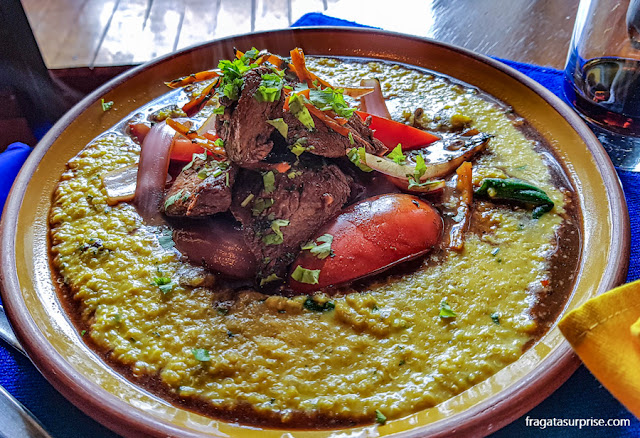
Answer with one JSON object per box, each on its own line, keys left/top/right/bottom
{"left": 0, "top": 12, "right": 638, "bottom": 438}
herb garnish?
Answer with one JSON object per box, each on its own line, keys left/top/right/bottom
{"left": 303, "top": 296, "right": 335, "bottom": 312}
{"left": 252, "top": 198, "right": 274, "bottom": 216}
{"left": 439, "top": 300, "right": 457, "bottom": 318}
{"left": 290, "top": 138, "right": 309, "bottom": 157}
{"left": 375, "top": 409, "right": 387, "bottom": 425}
{"left": 157, "top": 229, "right": 175, "bottom": 249}
{"left": 153, "top": 276, "right": 174, "bottom": 294}
{"left": 101, "top": 99, "right": 114, "bottom": 111}
{"left": 301, "top": 234, "right": 334, "bottom": 259}
{"left": 347, "top": 147, "right": 373, "bottom": 172}
{"left": 491, "top": 312, "right": 501, "bottom": 325}
{"left": 262, "top": 219, "right": 289, "bottom": 245}
{"left": 164, "top": 189, "right": 185, "bottom": 209}
{"left": 263, "top": 171, "right": 276, "bottom": 194}
{"left": 287, "top": 94, "right": 315, "bottom": 130}
{"left": 217, "top": 54, "right": 258, "bottom": 100}
{"left": 414, "top": 154, "right": 427, "bottom": 179}
{"left": 192, "top": 348, "right": 211, "bottom": 362}
{"left": 255, "top": 73, "right": 284, "bottom": 102}
{"left": 387, "top": 144, "right": 406, "bottom": 165}
{"left": 292, "top": 266, "right": 321, "bottom": 285}
{"left": 240, "top": 193, "right": 255, "bottom": 207}
{"left": 260, "top": 274, "right": 282, "bottom": 286}
{"left": 308, "top": 88, "right": 354, "bottom": 118}
{"left": 181, "top": 151, "right": 208, "bottom": 172}
{"left": 266, "top": 118, "right": 288, "bottom": 138}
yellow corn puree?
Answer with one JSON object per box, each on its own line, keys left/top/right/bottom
{"left": 49, "top": 58, "right": 571, "bottom": 426}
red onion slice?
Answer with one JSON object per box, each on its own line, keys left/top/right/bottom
{"left": 134, "top": 121, "right": 176, "bottom": 224}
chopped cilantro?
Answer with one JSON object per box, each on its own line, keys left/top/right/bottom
{"left": 266, "top": 118, "right": 288, "bottom": 139}
{"left": 262, "top": 219, "right": 289, "bottom": 245}
{"left": 213, "top": 106, "right": 225, "bottom": 114}
{"left": 192, "top": 348, "right": 211, "bottom": 362}
{"left": 290, "top": 138, "right": 309, "bottom": 157}
{"left": 308, "top": 88, "right": 354, "bottom": 118}
{"left": 292, "top": 266, "right": 321, "bottom": 285}
{"left": 288, "top": 94, "right": 315, "bottom": 130}
{"left": 157, "top": 229, "right": 175, "bottom": 249}
{"left": 413, "top": 154, "right": 427, "bottom": 180}
{"left": 260, "top": 274, "right": 282, "bottom": 286}
{"left": 491, "top": 312, "right": 500, "bottom": 325}
{"left": 347, "top": 147, "right": 373, "bottom": 172}
{"left": 301, "top": 234, "right": 334, "bottom": 259}
{"left": 375, "top": 409, "right": 387, "bottom": 425}
{"left": 164, "top": 189, "right": 184, "bottom": 209}
{"left": 439, "top": 300, "right": 457, "bottom": 318}
{"left": 252, "top": 197, "right": 274, "bottom": 216}
{"left": 81, "top": 330, "right": 87, "bottom": 336}
{"left": 101, "top": 98, "right": 114, "bottom": 111}
{"left": 181, "top": 151, "right": 208, "bottom": 171}
{"left": 198, "top": 166, "right": 224, "bottom": 180}
{"left": 407, "top": 179, "right": 444, "bottom": 191}
{"left": 263, "top": 171, "right": 276, "bottom": 194}
{"left": 303, "top": 296, "right": 335, "bottom": 312}
{"left": 387, "top": 144, "right": 406, "bottom": 165}
{"left": 153, "top": 276, "right": 174, "bottom": 294}
{"left": 217, "top": 56, "right": 258, "bottom": 100}
{"left": 240, "top": 47, "right": 260, "bottom": 62}
{"left": 240, "top": 193, "right": 255, "bottom": 207}
{"left": 214, "top": 138, "right": 224, "bottom": 148}
{"left": 255, "top": 73, "right": 283, "bottom": 102}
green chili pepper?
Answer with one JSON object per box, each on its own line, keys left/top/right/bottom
{"left": 474, "top": 178, "right": 554, "bottom": 219}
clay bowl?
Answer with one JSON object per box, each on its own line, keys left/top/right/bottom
{"left": 0, "top": 27, "right": 629, "bottom": 437}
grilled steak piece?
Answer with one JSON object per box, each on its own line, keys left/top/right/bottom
{"left": 216, "top": 67, "right": 285, "bottom": 166}
{"left": 230, "top": 163, "right": 351, "bottom": 281}
{"left": 284, "top": 110, "right": 387, "bottom": 158}
{"left": 163, "top": 157, "right": 236, "bottom": 217}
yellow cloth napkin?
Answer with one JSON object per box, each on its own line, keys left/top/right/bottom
{"left": 559, "top": 280, "right": 640, "bottom": 418}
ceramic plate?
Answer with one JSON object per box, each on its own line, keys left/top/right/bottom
{"left": 0, "top": 28, "right": 630, "bottom": 437}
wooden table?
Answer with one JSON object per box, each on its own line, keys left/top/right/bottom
{"left": 22, "top": 0, "right": 578, "bottom": 70}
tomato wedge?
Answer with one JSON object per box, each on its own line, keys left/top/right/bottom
{"left": 356, "top": 111, "right": 439, "bottom": 150}
{"left": 129, "top": 122, "right": 219, "bottom": 162}
{"left": 170, "top": 138, "right": 207, "bottom": 162}
{"left": 289, "top": 194, "right": 443, "bottom": 294}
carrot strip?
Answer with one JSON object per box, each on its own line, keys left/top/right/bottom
{"left": 457, "top": 161, "right": 473, "bottom": 204}
{"left": 448, "top": 161, "right": 473, "bottom": 251}
{"left": 165, "top": 118, "right": 197, "bottom": 139}
{"left": 199, "top": 141, "right": 226, "bottom": 160}
{"left": 165, "top": 70, "right": 220, "bottom": 88}
{"left": 273, "top": 162, "right": 292, "bottom": 173}
{"left": 289, "top": 48, "right": 334, "bottom": 89}
{"left": 305, "top": 103, "right": 350, "bottom": 136}
{"left": 181, "top": 79, "right": 218, "bottom": 117}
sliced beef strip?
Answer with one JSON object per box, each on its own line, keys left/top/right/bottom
{"left": 163, "top": 157, "right": 236, "bottom": 217}
{"left": 284, "top": 110, "right": 387, "bottom": 158}
{"left": 215, "top": 67, "right": 285, "bottom": 167}
{"left": 230, "top": 163, "right": 351, "bottom": 281}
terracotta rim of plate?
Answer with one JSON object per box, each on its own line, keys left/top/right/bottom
{"left": 0, "top": 27, "right": 630, "bottom": 438}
